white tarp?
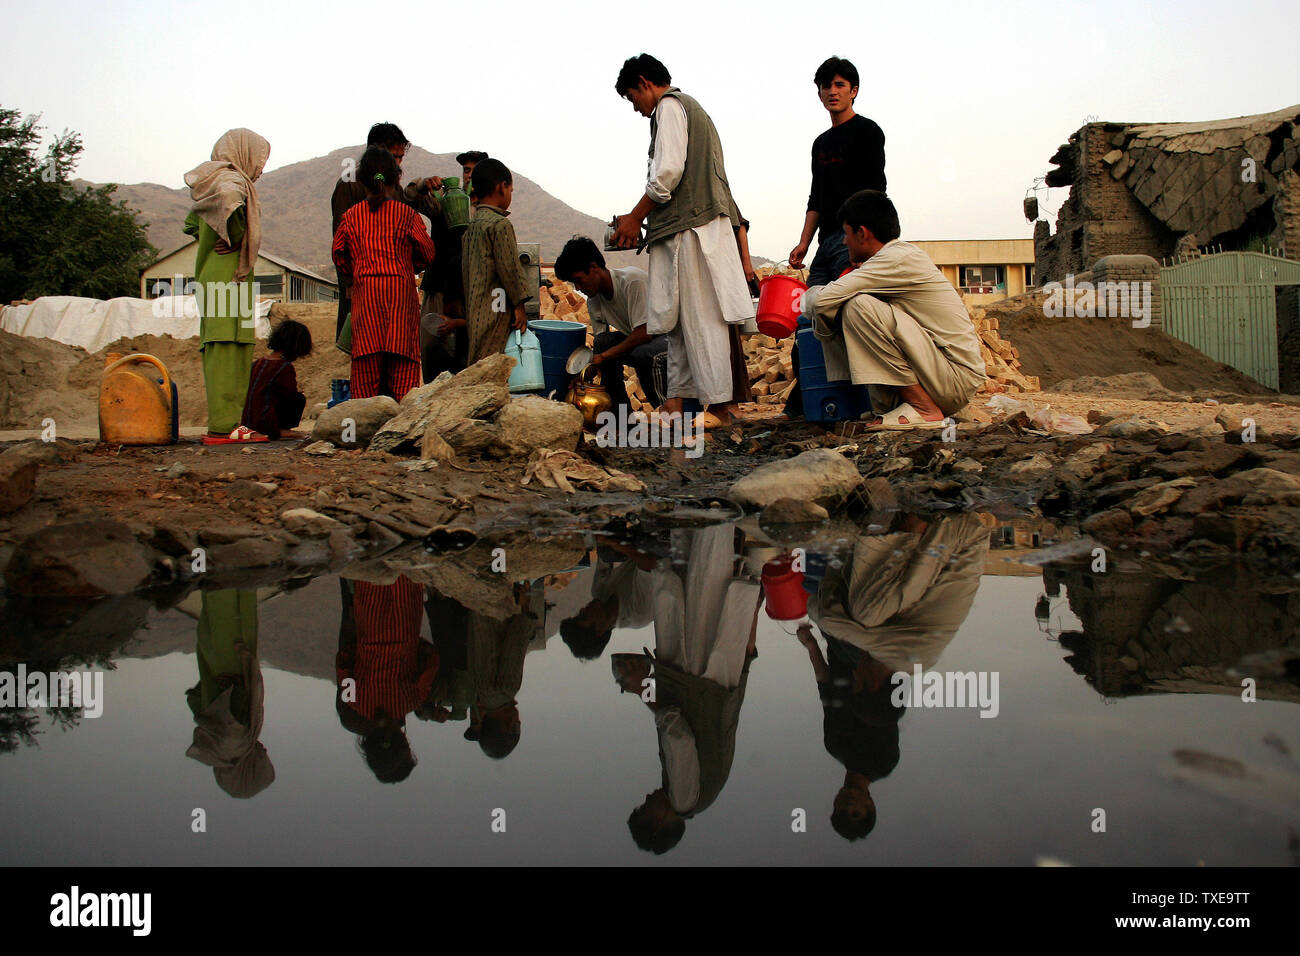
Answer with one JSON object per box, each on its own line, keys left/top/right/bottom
{"left": 0, "top": 295, "right": 272, "bottom": 354}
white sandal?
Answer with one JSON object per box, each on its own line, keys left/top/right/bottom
{"left": 862, "top": 402, "right": 945, "bottom": 431}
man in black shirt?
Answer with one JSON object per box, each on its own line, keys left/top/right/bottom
{"left": 785, "top": 57, "right": 886, "bottom": 417}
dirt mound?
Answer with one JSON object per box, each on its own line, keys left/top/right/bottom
{"left": 986, "top": 295, "right": 1274, "bottom": 398}
{"left": 0, "top": 328, "right": 96, "bottom": 430}
{"left": 1053, "top": 372, "right": 1187, "bottom": 401}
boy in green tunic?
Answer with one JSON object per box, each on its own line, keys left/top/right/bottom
{"left": 183, "top": 129, "right": 271, "bottom": 443}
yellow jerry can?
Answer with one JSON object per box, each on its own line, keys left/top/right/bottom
{"left": 98, "top": 353, "right": 178, "bottom": 445}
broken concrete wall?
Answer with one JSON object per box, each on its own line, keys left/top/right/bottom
{"left": 1035, "top": 106, "right": 1300, "bottom": 281}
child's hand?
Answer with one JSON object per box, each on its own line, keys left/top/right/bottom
{"left": 512, "top": 306, "right": 528, "bottom": 332}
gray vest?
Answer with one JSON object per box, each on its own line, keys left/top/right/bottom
{"left": 646, "top": 88, "right": 738, "bottom": 245}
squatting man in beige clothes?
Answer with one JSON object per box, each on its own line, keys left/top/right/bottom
{"left": 804, "top": 190, "right": 986, "bottom": 428}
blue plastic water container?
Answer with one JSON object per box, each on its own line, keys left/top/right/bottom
{"left": 796, "top": 328, "right": 871, "bottom": 422}
{"left": 328, "top": 379, "right": 351, "bottom": 408}
{"left": 528, "top": 320, "right": 587, "bottom": 397}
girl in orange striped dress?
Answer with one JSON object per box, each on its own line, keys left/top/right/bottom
{"left": 332, "top": 147, "right": 436, "bottom": 401}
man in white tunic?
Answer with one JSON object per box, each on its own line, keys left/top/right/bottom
{"left": 610, "top": 54, "right": 755, "bottom": 428}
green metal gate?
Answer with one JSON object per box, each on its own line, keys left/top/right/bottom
{"left": 1159, "top": 251, "right": 1300, "bottom": 390}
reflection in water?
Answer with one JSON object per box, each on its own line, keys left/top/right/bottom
{"left": 802, "top": 513, "right": 990, "bottom": 841}
{"left": 3, "top": 507, "right": 1297, "bottom": 865}
{"left": 186, "top": 590, "right": 275, "bottom": 799}
{"left": 607, "top": 524, "right": 762, "bottom": 854}
{"left": 335, "top": 577, "right": 436, "bottom": 783}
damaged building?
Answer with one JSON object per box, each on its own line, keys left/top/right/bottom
{"left": 1034, "top": 103, "right": 1300, "bottom": 281}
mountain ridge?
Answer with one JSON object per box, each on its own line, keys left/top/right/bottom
{"left": 86, "top": 145, "right": 639, "bottom": 276}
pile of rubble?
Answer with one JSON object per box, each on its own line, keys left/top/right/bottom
{"left": 970, "top": 305, "right": 1040, "bottom": 395}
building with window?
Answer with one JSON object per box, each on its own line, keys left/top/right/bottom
{"left": 139, "top": 240, "right": 339, "bottom": 303}
{"left": 911, "top": 238, "right": 1037, "bottom": 305}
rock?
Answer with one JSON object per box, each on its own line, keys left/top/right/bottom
{"left": 1082, "top": 508, "right": 1133, "bottom": 537}
{"left": 728, "top": 449, "right": 863, "bottom": 509}
{"left": 307, "top": 401, "right": 328, "bottom": 420}
{"left": 1009, "top": 452, "right": 1055, "bottom": 476}
{"left": 858, "top": 477, "right": 898, "bottom": 511}
{"left": 760, "top": 498, "right": 829, "bottom": 525}
{"left": 420, "top": 427, "right": 457, "bottom": 462}
{"left": 1100, "top": 416, "right": 1169, "bottom": 440}
{"left": 1126, "top": 477, "right": 1197, "bottom": 516}
{"left": 494, "top": 396, "right": 583, "bottom": 457}
{"left": 879, "top": 457, "right": 912, "bottom": 476}
{"left": 4, "top": 519, "right": 154, "bottom": 596}
{"left": 0, "top": 447, "right": 39, "bottom": 513}
{"left": 1191, "top": 513, "right": 1262, "bottom": 549}
{"left": 227, "top": 479, "right": 275, "bottom": 499}
{"left": 165, "top": 462, "right": 188, "bottom": 479}
{"left": 304, "top": 441, "right": 336, "bottom": 456}
{"left": 208, "top": 536, "right": 287, "bottom": 569}
{"left": 280, "top": 507, "right": 345, "bottom": 537}
{"left": 1234, "top": 467, "right": 1300, "bottom": 506}
{"left": 3, "top": 439, "right": 78, "bottom": 466}
{"left": 370, "top": 354, "right": 515, "bottom": 452}
{"left": 1063, "top": 442, "right": 1112, "bottom": 480}
{"left": 312, "top": 395, "right": 400, "bottom": 448}
{"left": 404, "top": 371, "right": 452, "bottom": 406}
{"left": 440, "top": 419, "right": 503, "bottom": 457}
{"left": 198, "top": 526, "right": 262, "bottom": 546}
{"left": 952, "top": 457, "right": 983, "bottom": 474}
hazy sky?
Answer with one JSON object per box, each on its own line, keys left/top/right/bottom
{"left": 2, "top": 0, "right": 1297, "bottom": 260}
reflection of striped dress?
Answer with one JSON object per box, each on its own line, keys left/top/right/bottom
{"left": 331, "top": 199, "right": 436, "bottom": 360}
{"left": 346, "top": 578, "right": 438, "bottom": 722}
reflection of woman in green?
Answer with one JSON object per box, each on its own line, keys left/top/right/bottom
{"left": 183, "top": 128, "right": 270, "bottom": 444}
{"left": 186, "top": 589, "right": 275, "bottom": 799}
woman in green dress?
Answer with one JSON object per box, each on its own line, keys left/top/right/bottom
{"left": 183, "top": 128, "right": 271, "bottom": 444}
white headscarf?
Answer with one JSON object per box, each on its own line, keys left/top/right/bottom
{"left": 184, "top": 128, "right": 269, "bottom": 281}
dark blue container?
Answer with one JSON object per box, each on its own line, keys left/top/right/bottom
{"left": 328, "top": 379, "right": 351, "bottom": 408}
{"left": 528, "top": 320, "right": 587, "bottom": 398}
{"left": 796, "top": 328, "right": 871, "bottom": 422}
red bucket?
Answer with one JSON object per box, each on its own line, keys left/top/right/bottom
{"left": 756, "top": 274, "right": 807, "bottom": 339}
{"left": 762, "top": 556, "right": 808, "bottom": 621}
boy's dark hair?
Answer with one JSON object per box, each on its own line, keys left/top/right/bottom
{"left": 559, "top": 615, "right": 613, "bottom": 661}
{"left": 628, "top": 805, "right": 686, "bottom": 854}
{"left": 471, "top": 158, "right": 512, "bottom": 201}
{"left": 554, "top": 236, "right": 606, "bottom": 282}
{"left": 471, "top": 710, "right": 520, "bottom": 759}
{"left": 367, "top": 122, "right": 409, "bottom": 149}
{"left": 267, "top": 319, "right": 313, "bottom": 361}
{"left": 456, "top": 150, "right": 489, "bottom": 166}
{"left": 359, "top": 146, "right": 400, "bottom": 211}
{"left": 838, "top": 189, "right": 900, "bottom": 242}
{"left": 615, "top": 54, "right": 671, "bottom": 96}
{"left": 831, "top": 798, "right": 877, "bottom": 842}
{"left": 360, "top": 728, "right": 416, "bottom": 783}
{"left": 814, "top": 56, "right": 859, "bottom": 90}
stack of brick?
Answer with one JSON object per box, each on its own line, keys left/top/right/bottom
{"left": 970, "top": 305, "right": 1040, "bottom": 394}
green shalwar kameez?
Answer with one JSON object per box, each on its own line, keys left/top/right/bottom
{"left": 184, "top": 207, "right": 256, "bottom": 434}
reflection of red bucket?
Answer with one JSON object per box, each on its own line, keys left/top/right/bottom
{"left": 762, "top": 556, "right": 808, "bottom": 621}
{"left": 756, "top": 274, "right": 807, "bottom": 339}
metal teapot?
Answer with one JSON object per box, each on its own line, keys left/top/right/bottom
{"left": 567, "top": 364, "right": 613, "bottom": 430}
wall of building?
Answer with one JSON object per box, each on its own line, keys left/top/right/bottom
{"left": 1034, "top": 124, "right": 1179, "bottom": 282}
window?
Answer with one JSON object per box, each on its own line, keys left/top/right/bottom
{"left": 960, "top": 265, "right": 1005, "bottom": 292}
{"left": 289, "top": 275, "right": 306, "bottom": 301}
{"left": 253, "top": 274, "right": 282, "bottom": 297}
{"left": 147, "top": 276, "right": 194, "bottom": 297}
{"left": 1024, "top": 264, "right": 1036, "bottom": 287}
{"left": 316, "top": 286, "right": 339, "bottom": 302}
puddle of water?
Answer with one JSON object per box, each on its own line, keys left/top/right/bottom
{"left": 1, "top": 515, "right": 1296, "bottom": 865}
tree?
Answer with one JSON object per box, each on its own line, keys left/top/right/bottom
{"left": 0, "top": 106, "right": 156, "bottom": 303}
